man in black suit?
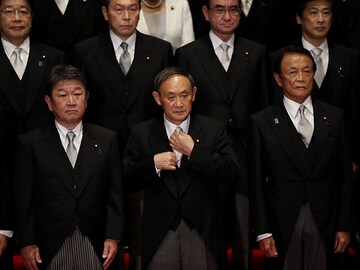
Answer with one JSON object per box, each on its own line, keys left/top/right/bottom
{"left": 73, "top": 1, "right": 173, "bottom": 268}
{"left": 270, "top": 0, "right": 360, "bottom": 175}
{"left": 15, "top": 65, "right": 124, "bottom": 270}
{"left": 175, "top": 0, "right": 268, "bottom": 269}
{"left": 123, "top": 67, "right": 239, "bottom": 270}
{"left": 30, "top": 0, "right": 107, "bottom": 55}
{"left": 250, "top": 46, "right": 352, "bottom": 270}
{"left": 74, "top": 0, "right": 173, "bottom": 152}
{"left": 0, "top": 0, "right": 64, "bottom": 267}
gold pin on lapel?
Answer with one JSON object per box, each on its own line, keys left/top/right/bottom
{"left": 146, "top": 56, "right": 150, "bottom": 61}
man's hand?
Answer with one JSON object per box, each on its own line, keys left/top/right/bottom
{"left": 102, "top": 239, "right": 118, "bottom": 270}
{"left": 154, "top": 152, "right": 177, "bottom": 171}
{"left": 169, "top": 130, "right": 194, "bottom": 157}
{"left": 0, "top": 234, "right": 8, "bottom": 257}
{"left": 259, "top": 236, "right": 278, "bottom": 258}
{"left": 20, "top": 245, "right": 42, "bottom": 270}
{"left": 334, "top": 231, "right": 351, "bottom": 253}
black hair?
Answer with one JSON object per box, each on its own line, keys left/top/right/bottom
{"left": 273, "top": 45, "right": 316, "bottom": 75}
{"left": 154, "top": 67, "right": 196, "bottom": 93}
{"left": 46, "top": 65, "right": 87, "bottom": 97}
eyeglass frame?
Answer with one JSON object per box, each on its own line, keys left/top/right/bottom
{"left": 0, "top": 6, "right": 32, "bottom": 17}
{"left": 208, "top": 6, "right": 241, "bottom": 16}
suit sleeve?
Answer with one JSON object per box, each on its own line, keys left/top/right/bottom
{"left": 122, "top": 129, "right": 160, "bottom": 193}
{"left": 184, "top": 124, "right": 239, "bottom": 181}
{"left": 248, "top": 114, "right": 271, "bottom": 236}
{"left": 14, "top": 137, "right": 37, "bottom": 247}
{"left": 105, "top": 133, "right": 125, "bottom": 241}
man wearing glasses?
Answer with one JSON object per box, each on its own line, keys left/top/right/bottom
{"left": 0, "top": 0, "right": 64, "bottom": 268}
{"left": 175, "top": 0, "right": 268, "bottom": 269}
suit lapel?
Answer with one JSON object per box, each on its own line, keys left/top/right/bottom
{"left": 267, "top": 104, "right": 305, "bottom": 174}
{"left": 148, "top": 117, "right": 178, "bottom": 198}
{"left": 127, "top": 32, "right": 156, "bottom": 108}
{"left": 94, "top": 34, "right": 128, "bottom": 108}
{"left": 194, "top": 37, "right": 228, "bottom": 100}
{"left": 0, "top": 43, "right": 23, "bottom": 115}
{"left": 305, "top": 100, "right": 329, "bottom": 176}
{"left": 40, "top": 125, "right": 77, "bottom": 196}
{"left": 228, "top": 37, "right": 253, "bottom": 99}
{"left": 178, "top": 115, "right": 203, "bottom": 198}
{"left": 75, "top": 124, "right": 101, "bottom": 197}
{"left": 24, "top": 43, "right": 48, "bottom": 115}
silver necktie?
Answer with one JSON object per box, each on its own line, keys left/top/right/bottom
{"left": 119, "top": 42, "right": 131, "bottom": 75}
{"left": 174, "top": 126, "right": 183, "bottom": 167}
{"left": 66, "top": 131, "right": 77, "bottom": 167}
{"left": 312, "top": 47, "right": 325, "bottom": 87}
{"left": 12, "top": 47, "right": 25, "bottom": 79}
{"left": 298, "top": 105, "right": 313, "bottom": 147}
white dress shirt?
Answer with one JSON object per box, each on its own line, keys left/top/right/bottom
{"left": 109, "top": 29, "right": 136, "bottom": 65}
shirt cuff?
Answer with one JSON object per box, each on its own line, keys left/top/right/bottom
{"left": 0, "top": 230, "right": 13, "bottom": 238}
{"left": 257, "top": 233, "right": 272, "bottom": 242}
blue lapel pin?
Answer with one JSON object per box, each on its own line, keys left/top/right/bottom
{"left": 274, "top": 117, "right": 279, "bottom": 124}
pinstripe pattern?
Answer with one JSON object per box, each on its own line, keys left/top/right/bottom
{"left": 47, "top": 229, "right": 103, "bottom": 270}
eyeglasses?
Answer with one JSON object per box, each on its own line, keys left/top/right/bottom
{"left": 112, "top": 6, "right": 139, "bottom": 16}
{"left": 209, "top": 6, "right": 240, "bottom": 16}
{"left": 0, "top": 7, "right": 31, "bottom": 17}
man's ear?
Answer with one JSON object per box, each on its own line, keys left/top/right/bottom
{"left": 152, "top": 91, "right": 161, "bottom": 106}
{"left": 274, "top": 73, "right": 283, "bottom": 88}
{"left": 202, "top": 5, "right": 210, "bottom": 22}
{"left": 45, "top": 95, "right": 54, "bottom": 112}
{"left": 102, "top": 6, "right": 109, "bottom": 21}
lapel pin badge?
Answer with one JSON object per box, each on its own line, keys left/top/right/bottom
{"left": 337, "top": 67, "right": 345, "bottom": 78}
{"left": 94, "top": 144, "right": 102, "bottom": 155}
{"left": 323, "top": 116, "right": 331, "bottom": 126}
{"left": 146, "top": 56, "right": 150, "bottom": 61}
{"left": 196, "top": 139, "right": 200, "bottom": 143}
{"left": 171, "top": 6, "right": 175, "bottom": 10}
{"left": 274, "top": 117, "right": 279, "bottom": 124}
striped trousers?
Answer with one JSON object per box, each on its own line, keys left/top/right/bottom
{"left": 47, "top": 228, "right": 103, "bottom": 270}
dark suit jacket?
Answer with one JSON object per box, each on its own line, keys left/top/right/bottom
{"left": 175, "top": 35, "right": 268, "bottom": 192}
{"left": 30, "top": 0, "right": 107, "bottom": 53}
{"left": 73, "top": 31, "right": 173, "bottom": 150}
{"left": 249, "top": 99, "right": 353, "bottom": 266}
{"left": 270, "top": 42, "right": 360, "bottom": 161}
{"left": 123, "top": 114, "right": 239, "bottom": 269}
{"left": 236, "top": 0, "right": 284, "bottom": 53}
{"left": 14, "top": 123, "right": 124, "bottom": 269}
{"left": 0, "top": 107, "right": 10, "bottom": 231}
{"left": 0, "top": 40, "right": 64, "bottom": 190}
{"left": 330, "top": 0, "right": 360, "bottom": 52}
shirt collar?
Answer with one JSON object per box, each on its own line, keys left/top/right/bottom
{"left": 209, "top": 30, "right": 235, "bottom": 50}
{"left": 302, "top": 37, "right": 329, "bottom": 55}
{"left": 1, "top": 37, "right": 30, "bottom": 58}
{"left": 55, "top": 120, "right": 83, "bottom": 143}
{"left": 283, "top": 95, "right": 313, "bottom": 118}
{"left": 109, "top": 29, "right": 137, "bottom": 52}
{"left": 163, "top": 115, "right": 190, "bottom": 138}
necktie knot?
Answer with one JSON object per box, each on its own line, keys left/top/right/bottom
{"left": 121, "top": 42, "right": 128, "bottom": 52}
{"left": 312, "top": 47, "right": 322, "bottom": 61}
{"left": 120, "top": 42, "right": 131, "bottom": 75}
{"left": 67, "top": 131, "right": 76, "bottom": 143}
{"left": 175, "top": 126, "right": 183, "bottom": 133}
